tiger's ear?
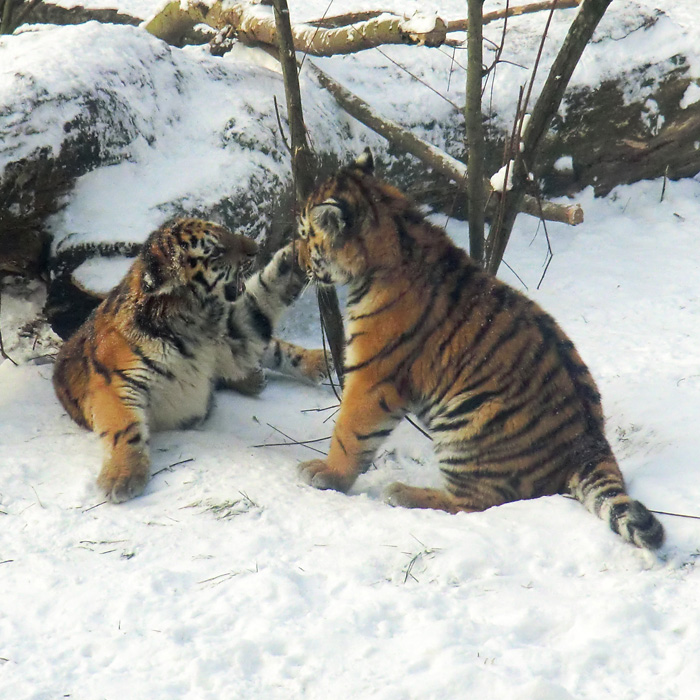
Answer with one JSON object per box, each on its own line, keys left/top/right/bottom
{"left": 354, "top": 147, "right": 374, "bottom": 175}
{"left": 310, "top": 201, "right": 347, "bottom": 244}
{"left": 140, "top": 247, "right": 178, "bottom": 295}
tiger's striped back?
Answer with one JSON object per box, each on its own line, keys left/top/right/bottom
{"left": 296, "top": 150, "right": 663, "bottom": 550}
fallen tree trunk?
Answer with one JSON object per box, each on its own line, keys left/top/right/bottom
{"left": 145, "top": 0, "right": 578, "bottom": 53}
{"left": 542, "top": 60, "right": 700, "bottom": 197}
{"left": 5, "top": 1, "right": 140, "bottom": 32}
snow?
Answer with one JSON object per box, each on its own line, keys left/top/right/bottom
{"left": 401, "top": 11, "right": 439, "bottom": 36}
{"left": 553, "top": 155, "right": 574, "bottom": 172}
{"left": 3, "top": 1, "right": 700, "bottom": 698}
{"left": 4, "top": 178, "right": 700, "bottom": 699}
{"left": 680, "top": 82, "right": 700, "bottom": 109}
{"left": 489, "top": 161, "right": 514, "bottom": 192}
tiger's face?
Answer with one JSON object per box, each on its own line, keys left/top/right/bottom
{"left": 298, "top": 149, "right": 381, "bottom": 286}
{"left": 298, "top": 149, "right": 412, "bottom": 287}
{"left": 139, "top": 218, "right": 259, "bottom": 301}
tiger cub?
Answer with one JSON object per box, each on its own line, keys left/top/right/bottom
{"left": 296, "top": 150, "right": 663, "bottom": 550}
{"left": 54, "top": 218, "right": 327, "bottom": 503}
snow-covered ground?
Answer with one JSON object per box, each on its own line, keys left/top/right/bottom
{"left": 3, "top": 179, "right": 700, "bottom": 699}
{"left": 3, "top": 1, "right": 700, "bottom": 698}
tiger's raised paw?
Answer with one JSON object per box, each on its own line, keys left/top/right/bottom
{"left": 298, "top": 459, "right": 354, "bottom": 493}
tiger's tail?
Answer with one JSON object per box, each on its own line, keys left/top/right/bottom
{"left": 567, "top": 456, "right": 664, "bottom": 550}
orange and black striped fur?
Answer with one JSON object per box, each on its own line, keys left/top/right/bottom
{"left": 296, "top": 151, "right": 663, "bottom": 550}
{"left": 54, "top": 218, "right": 327, "bottom": 503}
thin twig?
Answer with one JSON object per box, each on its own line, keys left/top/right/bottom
{"left": 651, "top": 509, "right": 700, "bottom": 522}
{"left": 660, "top": 165, "right": 669, "bottom": 202}
{"left": 273, "top": 95, "right": 292, "bottom": 154}
{"left": 531, "top": 193, "right": 555, "bottom": 289}
{"left": 198, "top": 571, "right": 241, "bottom": 585}
{"left": 152, "top": 457, "right": 194, "bottom": 477}
{"left": 301, "top": 403, "right": 340, "bottom": 413}
{"left": 299, "top": 0, "right": 335, "bottom": 70}
{"left": 253, "top": 435, "right": 331, "bottom": 448}
{"left": 376, "top": 47, "right": 462, "bottom": 111}
{"left": 321, "top": 407, "right": 340, "bottom": 424}
{"left": 500, "top": 258, "right": 529, "bottom": 290}
{"left": 31, "top": 485, "right": 45, "bottom": 509}
{"left": 262, "top": 423, "right": 327, "bottom": 455}
{"left": 406, "top": 415, "right": 432, "bottom": 441}
{"left": 445, "top": 46, "right": 458, "bottom": 92}
{"left": 82, "top": 500, "right": 108, "bottom": 513}
{"left": 483, "top": 0, "right": 511, "bottom": 93}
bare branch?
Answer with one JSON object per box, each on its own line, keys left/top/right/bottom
{"left": 304, "top": 60, "right": 583, "bottom": 228}
{"left": 465, "top": 0, "right": 486, "bottom": 265}
{"left": 485, "top": 0, "right": 612, "bottom": 274}
{"left": 447, "top": 0, "right": 582, "bottom": 31}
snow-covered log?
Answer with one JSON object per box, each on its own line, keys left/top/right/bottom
{"left": 0, "top": 22, "right": 373, "bottom": 336}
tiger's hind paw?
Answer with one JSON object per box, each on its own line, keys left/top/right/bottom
{"left": 301, "top": 349, "right": 331, "bottom": 384}
{"left": 298, "top": 459, "right": 354, "bottom": 493}
{"left": 385, "top": 482, "right": 460, "bottom": 513}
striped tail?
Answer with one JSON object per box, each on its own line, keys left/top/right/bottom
{"left": 568, "top": 456, "right": 664, "bottom": 550}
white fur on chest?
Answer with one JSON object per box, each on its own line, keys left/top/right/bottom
{"left": 149, "top": 343, "right": 219, "bottom": 431}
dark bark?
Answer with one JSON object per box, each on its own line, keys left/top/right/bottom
{"left": 6, "top": 1, "right": 140, "bottom": 32}
{"left": 271, "top": 0, "right": 345, "bottom": 385}
{"left": 543, "top": 58, "right": 700, "bottom": 196}
{"left": 466, "top": 0, "right": 486, "bottom": 265}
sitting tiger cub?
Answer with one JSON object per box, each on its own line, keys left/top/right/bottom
{"left": 54, "top": 218, "right": 327, "bottom": 503}
{"left": 296, "top": 150, "right": 664, "bottom": 550}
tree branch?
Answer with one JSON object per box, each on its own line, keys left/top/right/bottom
{"left": 271, "top": 0, "right": 345, "bottom": 385}
{"left": 447, "top": 0, "right": 582, "bottom": 32}
{"left": 485, "top": 0, "right": 612, "bottom": 274}
{"left": 466, "top": 0, "right": 486, "bottom": 265}
{"left": 145, "top": 1, "right": 580, "bottom": 55}
{"left": 304, "top": 60, "right": 583, "bottom": 228}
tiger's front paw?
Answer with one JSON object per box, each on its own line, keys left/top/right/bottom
{"left": 97, "top": 457, "right": 149, "bottom": 504}
{"left": 229, "top": 366, "right": 267, "bottom": 396}
{"left": 276, "top": 243, "right": 306, "bottom": 297}
{"left": 298, "top": 459, "right": 355, "bottom": 493}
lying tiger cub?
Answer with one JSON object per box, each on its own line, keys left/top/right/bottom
{"left": 54, "top": 218, "right": 326, "bottom": 503}
{"left": 296, "top": 150, "right": 663, "bottom": 550}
